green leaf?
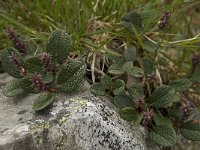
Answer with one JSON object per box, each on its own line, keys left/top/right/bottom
{"left": 191, "top": 65, "right": 200, "bottom": 83}
{"left": 2, "top": 79, "right": 24, "bottom": 97}
{"left": 127, "top": 66, "right": 144, "bottom": 77}
{"left": 24, "top": 56, "right": 44, "bottom": 74}
{"left": 149, "top": 85, "right": 175, "bottom": 108}
{"left": 108, "top": 63, "right": 124, "bottom": 75}
{"left": 153, "top": 114, "right": 173, "bottom": 127}
{"left": 149, "top": 125, "right": 176, "bottom": 147}
{"left": 0, "top": 48, "right": 24, "bottom": 78}
{"left": 119, "top": 107, "right": 139, "bottom": 121}
{"left": 100, "top": 74, "right": 112, "bottom": 87}
{"left": 20, "top": 76, "right": 38, "bottom": 94}
{"left": 142, "top": 39, "right": 158, "bottom": 53}
{"left": 121, "top": 11, "right": 143, "bottom": 33}
{"left": 90, "top": 83, "right": 106, "bottom": 96}
{"left": 122, "top": 61, "right": 133, "bottom": 72}
{"left": 169, "top": 78, "right": 192, "bottom": 92}
{"left": 124, "top": 46, "right": 137, "bottom": 62}
{"left": 114, "top": 95, "right": 135, "bottom": 109}
{"left": 128, "top": 84, "right": 144, "bottom": 99}
{"left": 33, "top": 92, "right": 56, "bottom": 111}
{"left": 112, "top": 79, "right": 125, "bottom": 95}
{"left": 180, "top": 120, "right": 200, "bottom": 141}
{"left": 170, "top": 108, "right": 182, "bottom": 119}
{"left": 46, "top": 29, "right": 72, "bottom": 63}
{"left": 57, "top": 61, "right": 86, "bottom": 93}
{"left": 142, "top": 57, "right": 155, "bottom": 75}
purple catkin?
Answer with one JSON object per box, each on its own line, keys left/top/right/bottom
{"left": 142, "top": 109, "right": 154, "bottom": 127}
{"left": 6, "top": 28, "right": 27, "bottom": 54}
{"left": 158, "top": 12, "right": 170, "bottom": 30}
{"left": 181, "top": 103, "right": 194, "bottom": 117}
{"left": 135, "top": 96, "right": 145, "bottom": 109}
{"left": 30, "top": 73, "right": 46, "bottom": 91}
{"left": 9, "top": 52, "right": 24, "bottom": 75}
{"left": 40, "top": 53, "right": 54, "bottom": 74}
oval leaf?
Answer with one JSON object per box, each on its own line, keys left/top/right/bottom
{"left": 169, "top": 78, "right": 192, "bottom": 92}
{"left": 2, "top": 79, "right": 24, "bottom": 97}
{"left": 119, "top": 107, "right": 138, "bottom": 121}
{"left": 46, "top": 29, "right": 72, "bottom": 63}
{"left": 124, "top": 46, "right": 137, "bottom": 62}
{"left": 180, "top": 120, "right": 200, "bottom": 141}
{"left": 114, "top": 95, "right": 135, "bottom": 109}
{"left": 149, "top": 125, "right": 176, "bottom": 147}
{"left": 33, "top": 92, "right": 56, "bottom": 111}
{"left": 150, "top": 85, "right": 175, "bottom": 108}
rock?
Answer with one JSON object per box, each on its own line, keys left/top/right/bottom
{"left": 0, "top": 73, "right": 158, "bottom": 150}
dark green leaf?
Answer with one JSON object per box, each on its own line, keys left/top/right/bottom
{"left": 149, "top": 125, "right": 176, "bottom": 147}
{"left": 24, "top": 56, "right": 44, "bottom": 74}
{"left": 122, "top": 61, "right": 133, "bottom": 72}
{"left": 112, "top": 79, "right": 125, "bottom": 95}
{"left": 142, "top": 57, "right": 155, "bottom": 75}
{"left": 149, "top": 85, "right": 175, "bottom": 108}
{"left": 100, "top": 74, "right": 112, "bottom": 87}
{"left": 90, "top": 83, "right": 106, "bottom": 96}
{"left": 153, "top": 114, "right": 173, "bottom": 127}
{"left": 180, "top": 120, "right": 200, "bottom": 141}
{"left": 57, "top": 61, "right": 86, "bottom": 93}
{"left": 119, "top": 107, "right": 138, "bottom": 121}
{"left": 0, "top": 48, "right": 24, "bottom": 78}
{"left": 121, "top": 11, "right": 143, "bottom": 33}
{"left": 142, "top": 40, "right": 158, "bottom": 53}
{"left": 46, "top": 29, "right": 72, "bottom": 63}
{"left": 128, "top": 84, "right": 144, "bottom": 99}
{"left": 114, "top": 95, "right": 135, "bottom": 109}
{"left": 2, "top": 79, "right": 24, "bottom": 97}
{"left": 128, "top": 66, "right": 144, "bottom": 77}
{"left": 33, "top": 92, "right": 56, "bottom": 111}
{"left": 169, "top": 78, "right": 192, "bottom": 92}
{"left": 108, "top": 63, "right": 124, "bottom": 75}
{"left": 124, "top": 46, "right": 137, "bottom": 62}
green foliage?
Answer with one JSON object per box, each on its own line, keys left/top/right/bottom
{"left": 33, "top": 92, "right": 56, "bottom": 111}
{"left": 149, "top": 125, "right": 176, "bottom": 147}
{"left": 46, "top": 30, "right": 72, "bottom": 63}
{"left": 121, "top": 11, "right": 143, "bottom": 34}
{"left": 119, "top": 107, "right": 139, "bottom": 121}
{"left": 1, "top": 30, "right": 86, "bottom": 111}
{"left": 114, "top": 95, "right": 135, "bottom": 109}
{"left": 149, "top": 85, "right": 175, "bottom": 108}
{"left": 0, "top": 48, "right": 24, "bottom": 78}
{"left": 180, "top": 120, "right": 200, "bottom": 141}
{"left": 124, "top": 46, "right": 137, "bottom": 62}
{"left": 169, "top": 78, "right": 192, "bottom": 92}
{"left": 2, "top": 79, "right": 24, "bottom": 97}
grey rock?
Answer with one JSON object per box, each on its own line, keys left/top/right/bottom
{"left": 0, "top": 73, "right": 158, "bottom": 150}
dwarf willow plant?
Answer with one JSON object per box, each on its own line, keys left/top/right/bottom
{"left": 0, "top": 29, "right": 86, "bottom": 111}
{"left": 91, "top": 11, "right": 200, "bottom": 148}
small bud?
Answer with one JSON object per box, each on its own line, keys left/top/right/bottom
{"left": 6, "top": 28, "right": 27, "bottom": 54}
{"left": 158, "top": 12, "right": 170, "bottom": 30}
{"left": 40, "top": 53, "right": 54, "bottom": 74}
{"left": 192, "top": 54, "right": 200, "bottom": 67}
{"left": 9, "top": 52, "right": 25, "bottom": 76}
{"left": 30, "top": 73, "right": 46, "bottom": 92}
{"left": 141, "top": 109, "right": 154, "bottom": 127}
{"left": 135, "top": 96, "right": 145, "bottom": 109}
{"left": 180, "top": 102, "right": 194, "bottom": 117}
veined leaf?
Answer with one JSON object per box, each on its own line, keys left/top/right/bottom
{"left": 149, "top": 125, "right": 176, "bottom": 147}
{"left": 149, "top": 85, "right": 175, "bottom": 108}
{"left": 119, "top": 107, "right": 139, "bottom": 121}
{"left": 180, "top": 120, "right": 200, "bottom": 141}
{"left": 169, "top": 78, "right": 192, "bottom": 92}
{"left": 33, "top": 92, "right": 56, "bottom": 111}
{"left": 2, "top": 79, "right": 24, "bottom": 97}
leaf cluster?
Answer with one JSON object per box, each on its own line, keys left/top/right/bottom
{"left": 0, "top": 29, "right": 86, "bottom": 111}
{"left": 91, "top": 11, "right": 200, "bottom": 147}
